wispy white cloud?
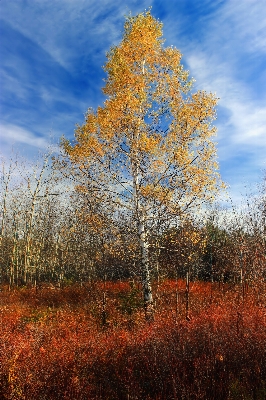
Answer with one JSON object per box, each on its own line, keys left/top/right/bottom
{"left": 0, "top": 0, "right": 153, "bottom": 153}
{"left": 218, "top": 0, "right": 266, "bottom": 54}
{"left": 186, "top": 52, "right": 266, "bottom": 143}
{"left": 164, "top": 0, "right": 266, "bottom": 202}
{"left": 0, "top": 123, "right": 51, "bottom": 155}
{"left": 0, "top": 0, "right": 151, "bottom": 71}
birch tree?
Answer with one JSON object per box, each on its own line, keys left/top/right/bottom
{"left": 62, "top": 11, "right": 225, "bottom": 318}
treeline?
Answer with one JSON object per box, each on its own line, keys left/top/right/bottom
{"left": 0, "top": 155, "right": 265, "bottom": 288}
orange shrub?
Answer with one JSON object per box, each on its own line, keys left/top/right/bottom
{"left": 0, "top": 281, "right": 265, "bottom": 399}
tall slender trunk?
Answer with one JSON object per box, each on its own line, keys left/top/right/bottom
{"left": 24, "top": 159, "right": 48, "bottom": 285}
{"left": 0, "top": 163, "right": 12, "bottom": 241}
{"left": 132, "top": 147, "right": 153, "bottom": 319}
{"left": 131, "top": 59, "right": 153, "bottom": 319}
{"left": 138, "top": 214, "right": 153, "bottom": 319}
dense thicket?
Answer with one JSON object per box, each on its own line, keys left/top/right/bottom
{"left": 0, "top": 157, "right": 265, "bottom": 288}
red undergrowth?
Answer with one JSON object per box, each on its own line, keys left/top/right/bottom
{"left": 0, "top": 281, "right": 265, "bottom": 399}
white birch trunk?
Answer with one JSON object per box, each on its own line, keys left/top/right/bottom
{"left": 138, "top": 214, "right": 153, "bottom": 318}
{"left": 24, "top": 158, "right": 48, "bottom": 284}
{"left": 132, "top": 145, "right": 153, "bottom": 319}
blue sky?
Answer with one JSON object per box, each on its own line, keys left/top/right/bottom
{"left": 0, "top": 0, "right": 265, "bottom": 204}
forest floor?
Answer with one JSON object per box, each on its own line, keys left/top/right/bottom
{"left": 1, "top": 279, "right": 266, "bottom": 399}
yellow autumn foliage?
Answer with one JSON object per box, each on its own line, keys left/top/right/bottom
{"left": 62, "top": 10, "right": 225, "bottom": 220}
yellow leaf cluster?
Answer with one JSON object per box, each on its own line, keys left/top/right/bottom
{"left": 61, "top": 10, "right": 225, "bottom": 215}
{"left": 139, "top": 133, "right": 160, "bottom": 154}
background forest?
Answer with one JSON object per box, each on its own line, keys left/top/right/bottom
{"left": 1, "top": 154, "right": 265, "bottom": 289}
